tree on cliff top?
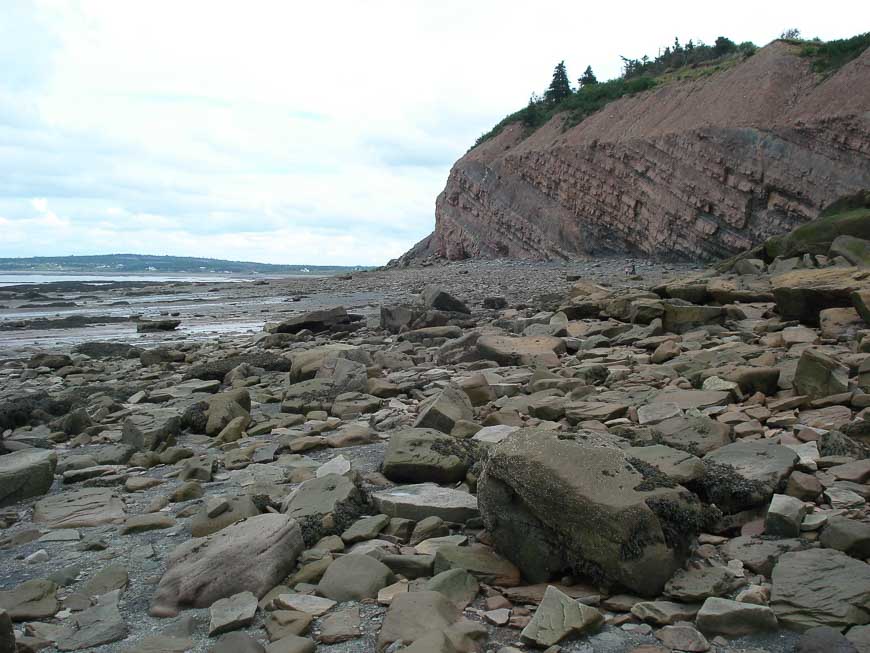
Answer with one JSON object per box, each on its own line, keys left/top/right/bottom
{"left": 544, "top": 61, "right": 572, "bottom": 104}
{"left": 579, "top": 65, "right": 598, "bottom": 87}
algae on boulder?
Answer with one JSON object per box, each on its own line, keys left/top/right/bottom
{"left": 478, "top": 429, "right": 710, "bottom": 596}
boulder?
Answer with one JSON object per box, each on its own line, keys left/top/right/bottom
{"left": 136, "top": 319, "right": 180, "bottom": 332}
{"left": 794, "top": 349, "right": 850, "bottom": 400}
{"left": 476, "top": 335, "right": 565, "bottom": 367}
{"left": 208, "top": 591, "right": 258, "bottom": 636}
{"left": 0, "top": 448, "right": 57, "bottom": 507}
{"left": 376, "top": 591, "right": 461, "bottom": 652}
{"left": 771, "top": 548, "right": 870, "bottom": 631}
{"left": 520, "top": 585, "right": 603, "bottom": 647}
{"left": 372, "top": 483, "right": 479, "bottom": 523}
{"left": 421, "top": 286, "right": 469, "bottom": 314}
{"left": 122, "top": 409, "right": 182, "bottom": 451}
{"left": 383, "top": 428, "right": 471, "bottom": 484}
{"left": 275, "top": 306, "right": 351, "bottom": 334}
{"left": 413, "top": 386, "right": 474, "bottom": 434}
{"left": 702, "top": 442, "right": 798, "bottom": 513}
{"left": 830, "top": 235, "right": 870, "bottom": 267}
{"left": 695, "top": 597, "right": 777, "bottom": 636}
{"left": 478, "top": 429, "right": 709, "bottom": 596}
{"left": 33, "top": 487, "right": 126, "bottom": 529}
{"left": 820, "top": 517, "right": 870, "bottom": 559}
{"left": 317, "top": 554, "right": 394, "bottom": 602}
{"left": 281, "top": 474, "right": 366, "bottom": 544}
{"left": 0, "top": 579, "right": 59, "bottom": 621}
{"left": 772, "top": 268, "right": 869, "bottom": 325}
{"left": 150, "top": 514, "right": 304, "bottom": 617}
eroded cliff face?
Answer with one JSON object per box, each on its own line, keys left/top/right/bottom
{"left": 403, "top": 42, "right": 870, "bottom": 262}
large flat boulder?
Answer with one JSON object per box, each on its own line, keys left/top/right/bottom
{"left": 702, "top": 441, "right": 799, "bottom": 513}
{"left": 33, "top": 487, "right": 126, "bottom": 529}
{"left": 382, "top": 428, "right": 471, "bottom": 484}
{"left": 150, "top": 514, "right": 304, "bottom": 617}
{"left": 772, "top": 268, "right": 869, "bottom": 325}
{"left": 122, "top": 409, "right": 182, "bottom": 451}
{"left": 0, "top": 448, "right": 57, "bottom": 507}
{"left": 372, "top": 483, "right": 479, "bottom": 523}
{"left": 771, "top": 548, "right": 870, "bottom": 631}
{"left": 478, "top": 429, "right": 709, "bottom": 596}
{"left": 476, "top": 335, "right": 565, "bottom": 367}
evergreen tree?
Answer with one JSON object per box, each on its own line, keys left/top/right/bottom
{"left": 522, "top": 94, "right": 541, "bottom": 127}
{"left": 578, "top": 65, "right": 598, "bottom": 87}
{"left": 544, "top": 61, "right": 572, "bottom": 104}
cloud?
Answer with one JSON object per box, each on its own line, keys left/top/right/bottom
{"left": 0, "top": 0, "right": 867, "bottom": 264}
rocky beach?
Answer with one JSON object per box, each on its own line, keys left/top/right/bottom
{"left": 1, "top": 214, "right": 870, "bottom": 653}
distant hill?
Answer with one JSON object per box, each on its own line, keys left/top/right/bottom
{"left": 0, "top": 254, "right": 361, "bottom": 275}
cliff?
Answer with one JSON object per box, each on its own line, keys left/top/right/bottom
{"left": 401, "top": 41, "right": 870, "bottom": 262}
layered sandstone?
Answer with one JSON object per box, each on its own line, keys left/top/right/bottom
{"left": 402, "top": 41, "right": 870, "bottom": 262}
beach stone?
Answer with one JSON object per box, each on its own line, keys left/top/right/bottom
{"left": 637, "top": 402, "right": 681, "bottom": 425}
{"left": 264, "top": 634, "right": 316, "bottom": 653}
{"left": 317, "top": 607, "right": 361, "bottom": 644}
{"left": 277, "top": 306, "right": 351, "bottom": 334}
{"left": 846, "top": 625, "right": 870, "bottom": 652}
{"left": 631, "top": 601, "right": 700, "bottom": 625}
{"left": 0, "top": 448, "right": 57, "bottom": 507}
{"left": 372, "top": 483, "right": 479, "bottom": 523}
{"left": 383, "top": 428, "right": 470, "bottom": 484}
{"left": 265, "top": 610, "right": 312, "bottom": 641}
{"left": 651, "top": 415, "right": 730, "bottom": 456}
{"left": 122, "top": 409, "right": 182, "bottom": 450}
{"left": 56, "top": 589, "right": 128, "bottom": 650}
{"left": 274, "top": 594, "right": 335, "bottom": 617}
{"left": 281, "top": 473, "right": 366, "bottom": 544}
{"left": 655, "top": 624, "right": 710, "bottom": 652}
{"left": 150, "top": 514, "right": 304, "bottom": 617}
{"left": 213, "top": 632, "right": 266, "bottom": 653}
{"left": 477, "top": 335, "right": 565, "bottom": 367}
{"left": 794, "top": 349, "right": 850, "bottom": 400}
{"left": 820, "top": 517, "right": 870, "bottom": 558}
{"left": 425, "top": 568, "right": 479, "bottom": 609}
{"left": 341, "top": 514, "right": 390, "bottom": 544}
{"left": 433, "top": 544, "right": 521, "bottom": 586}
{"left": 377, "top": 591, "right": 460, "bottom": 652}
{"left": 208, "top": 591, "right": 258, "bottom": 636}
{"left": 0, "top": 579, "right": 58, "bottom": 621}
{"left": 771, "top": 548, "right": 870, "bottom": 630}
{"left": 206, "top": 390, "right": 251, "bottom": 437}
{"left": 317, "top": 554, "right": 394, "bottom": 602}
{"left": 478, "top": 429, "right": 707, "bottom": 596}
{"left": 765, "top": 494, "right": 809, "bottom": 537}
{"left": 81, "top": 563, "right": 128, "bottom": 597}
{"left": 664, "top": 566, "right": 743, "bottom": 603}
{"left": 722, "top": 536, "right": 809, "bottom": 576}
{"left": 413, "top": 386, "right": 473, "bottom": 434}
{"left": 33, "top": 487, "right": 126, "bottom": 529}
{"left": 695, "top": 597, "right": 777, "bottom": 636}
{"left": 421, "top": 286, "right": 470, "bottom": 313}
{"left": 796, "top": 626, "right": 860, "bottom": 653}
{"left": 703, "top": 441, "right": 798, "bottom": 512}
{"left": 190, "top": 495, "right": 260, "bottom": 537}
{"left": 626, "top": 444, "right": 704, "bottom": 484}
{"left": 121, "top": 513, "right": 176, "bottom": 534}
{"left": 520, "top": 585, "right": 603, "bottom": 647}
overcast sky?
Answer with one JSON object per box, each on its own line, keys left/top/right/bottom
{"left": 1, "top": 1, "right": 867, "bottom": 265}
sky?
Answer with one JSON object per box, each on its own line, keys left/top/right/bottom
{"left": 1, "top": 1, "right": 867, "bottom": 265}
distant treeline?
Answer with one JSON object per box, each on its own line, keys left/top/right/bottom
{"left": 0, "top": 254, "right": 359, "bottom": 274}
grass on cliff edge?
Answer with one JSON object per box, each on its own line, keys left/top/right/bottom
{"left": 799, "top": 31, "right": 870, "bottom": 72}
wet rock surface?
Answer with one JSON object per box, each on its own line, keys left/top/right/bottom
{"left": 1, "top": 241, "right": 869, "bottom": 652}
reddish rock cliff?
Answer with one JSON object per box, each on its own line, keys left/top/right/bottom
{"left": 403, "top": 42, "right": 870, "bottom": 262}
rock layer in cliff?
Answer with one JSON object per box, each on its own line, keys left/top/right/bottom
{"left": 403, "top": 41, "right": 870, "bottom": 263}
